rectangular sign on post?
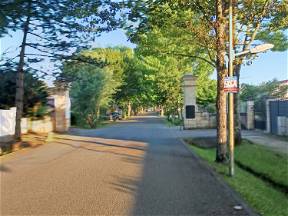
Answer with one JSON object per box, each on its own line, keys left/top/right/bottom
{"left": 186, "top": 105, "right": 195, "bottom": 119}
{"left": 224, "top": 76, "right": 239, "bottom": 93}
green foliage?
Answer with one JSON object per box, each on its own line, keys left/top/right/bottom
{"left": 115, "top": 55, "right": 154, "bottom": 113}
{"left": 194, "top": 66, "right": 217, "bottom": 106}
{"left": 256, "top": 30, "right": 288, "bottom": 52}
{"left": 0, "top": 71, "right": 48, "bottom": 117}
{"left": 125, "top": 0, "right": 287, "bottom": 109}
{"left": 0, "top": 0, "right": 123, "bottom": 75}
{"left": 70, "top": 66, "right": 112, "bottom": 128}
{"left": 28, "top": 103, "right": 49, "bottom": 120}
{"left": 241, "top": 79, "right": 288, "bottom": 101}
{"left": 241, "top": 79, "right": 287, "bottom": 118}
{"left": 62, "top": 47, "right": 134, "bottom": 127}
{"left": 188, "top": 142, "right": 288, "bottom": 216}
{"left": 124, "top": 1, "right": 218, "bottom": 114}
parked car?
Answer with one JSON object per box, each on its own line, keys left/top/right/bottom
{"left": 112, "top": 112, "right": 122, "bottom": 121}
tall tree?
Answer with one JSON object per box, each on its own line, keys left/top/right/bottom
{"left": 214, "top": 0, "right": 229, "bottom": 162}
{"left": 231, "top": 0, "right": 288, "bottom": 144}
{"left": 124, "top": 0, "right": 287, "bottom": 162}
{"left": 1, "top": 0, "right": 121, "bottom": 140}
{"left": 0, "top": 70, "right": 48, "bottom": 116}
{"left": 60, "top": 47, "right": 134, "bottom": 126}
{"left": 124, "top": 0, "right": 229, "bottom": 161}
{"left": 126, "top": 2, "right": 217, "bottom": 114}
{"left": 114, "top": 55, "right": 154, "bottom": 117}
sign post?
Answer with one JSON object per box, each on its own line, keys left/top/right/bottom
{"left": 228, "top": 0, "right": 235, "bottom": 177}
{"left": 225, "top": 0, "right": 273, "bottom": 178}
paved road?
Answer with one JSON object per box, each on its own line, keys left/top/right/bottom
{"left": 1, "top": 115, "right": 252, "bottom": 215}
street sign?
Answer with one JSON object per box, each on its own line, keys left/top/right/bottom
{"left": 224, "top": 76, "right": 239, "bottom": 93}
{"left": 186, "top": 105, "right": 195, "bottom": 119}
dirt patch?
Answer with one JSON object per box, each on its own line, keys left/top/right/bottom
{"left": 184, "top": 137, "right": 217, "bottom": 148}
{"left": 0, "top": 133, "right": 48, "bottom": 156}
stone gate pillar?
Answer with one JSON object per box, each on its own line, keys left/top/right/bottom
{"left": 182, "top": 74, "right": 197, "bottom": 129}
{"left": 48, "top": 88, "right": 71, "bottom": 132}
{"left": 246, "top": 101, "right": 254, "bottom": 130}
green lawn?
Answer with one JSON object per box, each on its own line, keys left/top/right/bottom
{"left": 235, "top": 141, "right": 288, "bottom": 188}
{"left": 71, "top": 120, "right": 117, "bottom": 129}
{"left": 188, "top": 143, "right": 288, "bottom": 216}
{"left": 165, "top": 118, "right": 183, "bottom": 127}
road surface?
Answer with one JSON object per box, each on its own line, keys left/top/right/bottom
{"left": 1, "top": 114, "right": 252, "bottom": 215}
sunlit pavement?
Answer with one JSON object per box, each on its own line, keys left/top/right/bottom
{"left": 1, "top": 114, "right": 253, "bottom": 215}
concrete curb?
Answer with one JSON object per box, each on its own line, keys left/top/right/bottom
{"left": 179, "top": 138, "right": 259, "bottom": 216}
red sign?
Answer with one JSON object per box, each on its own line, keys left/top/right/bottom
{"left": 224, "top": 76, "right": 239, "bottom": 93}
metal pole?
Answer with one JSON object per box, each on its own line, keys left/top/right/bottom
{"left": 229, "top": 0, "right": 235, "bottom": 176}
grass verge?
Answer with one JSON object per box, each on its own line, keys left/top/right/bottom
{"left": 187, "top": 140, "right": 288, "bottom": 216}
{"left": 235, "top": 141, "right": 288, "bottom": 190}
{"left": 71, "top": 120, "right": 117, "bottom": 129}
{"left": 165, "top": 118, "right": 183, "bottom": 127}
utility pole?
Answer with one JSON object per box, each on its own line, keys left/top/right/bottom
{"left": 228, "top": 0, "right": 235, "bottom": 176}
{"left": 226, "top": 0, "right": 273, "bottom": 177}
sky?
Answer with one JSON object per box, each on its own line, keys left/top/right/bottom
{"left": 1, "top": 29, "right": 287, "bottom": 86}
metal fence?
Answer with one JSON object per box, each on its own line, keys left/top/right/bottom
{"left": 269, "top": 100, "right": 288, "bottom": 135}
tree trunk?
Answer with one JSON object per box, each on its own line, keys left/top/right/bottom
{"left": 127, "top": 101, "right": 131, "bottom": 117}
{"left": 14, "top": 13, "right": 31, "bottom": 141}
{"left": 160, "top": 105, "right": 164, "bottom": 117}
{"left": 178, "top": 107, "right": 183, "bottom": 120}
{"left": 234, "top": 64, "right": 242, "bottom": 145}
{"left": 215, "top": 0, "right": 228, "bottom": 162}
{"left": 96, "top": 106, "right": 100, "bottom": 119}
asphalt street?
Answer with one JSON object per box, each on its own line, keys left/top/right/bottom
{"left": 1, "top": 114, "right": 252, "bottom": 215}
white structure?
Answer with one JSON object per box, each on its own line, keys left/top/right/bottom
{"left": 0, "top": 107, "right": 16, "bottom": 142}
{"left": 240, "top": 101, "right": 255, "bottom": 130}
{"left": 266, "top": 99, "right": 288, "bottom": 136}
{"left": 277, "top": 116, "right": 288, "bottom": 136}
{"left": 0, "top": 107, "right": 54, "bottom": 142}
{"left": 182, "top": 74, "right": 197, "bottom": 129}
{"left": 48, "top": 88, "right": 71, "bottom": 132}
{"left": 246, "top": 101, "right": 255, "bottom": 130}
{"left": 0, "top": 89, "right": 71, "bottom": 143}
{"left": 182, "top": 74, "right": 217, "bottom": 129}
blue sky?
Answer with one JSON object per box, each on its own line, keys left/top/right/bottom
{"left": 1, "top": 29, "right": 287, "bottom": 85}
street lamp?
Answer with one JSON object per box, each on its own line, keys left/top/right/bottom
{"left": 234, "top": 43, "right": 275, "bottom": 58}
{"left": 228, "top": 0, "right": 274, "bottom": 177}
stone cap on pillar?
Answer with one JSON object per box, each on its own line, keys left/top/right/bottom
{"left": 182, "top": 74, "right": 197, "bottom": 87}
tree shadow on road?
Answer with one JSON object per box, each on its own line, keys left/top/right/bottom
{"left": 50, "top": 115, "right": 250, "bottom": 216}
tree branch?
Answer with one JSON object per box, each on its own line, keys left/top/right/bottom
{"left": 24, "top": 53, "right": 54, "bottom": 58}
{"left": 27, "top": 31, "right": 54, "bottom": 42}
{"left": 164, "top": 51, "right": 216, "bottom": 67}
{"left": 237, "top": 0, "right": 271, "bottom": 64}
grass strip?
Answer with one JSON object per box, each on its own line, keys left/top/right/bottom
{"left": 235, "top": 141, "right": 288, "bottom": 189}
{"left": 189, "top": 145, "right": 288, "bottom": 216}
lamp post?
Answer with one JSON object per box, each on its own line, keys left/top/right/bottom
{"left": 228, "top": 0, "right": 274, "bottom": 177}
